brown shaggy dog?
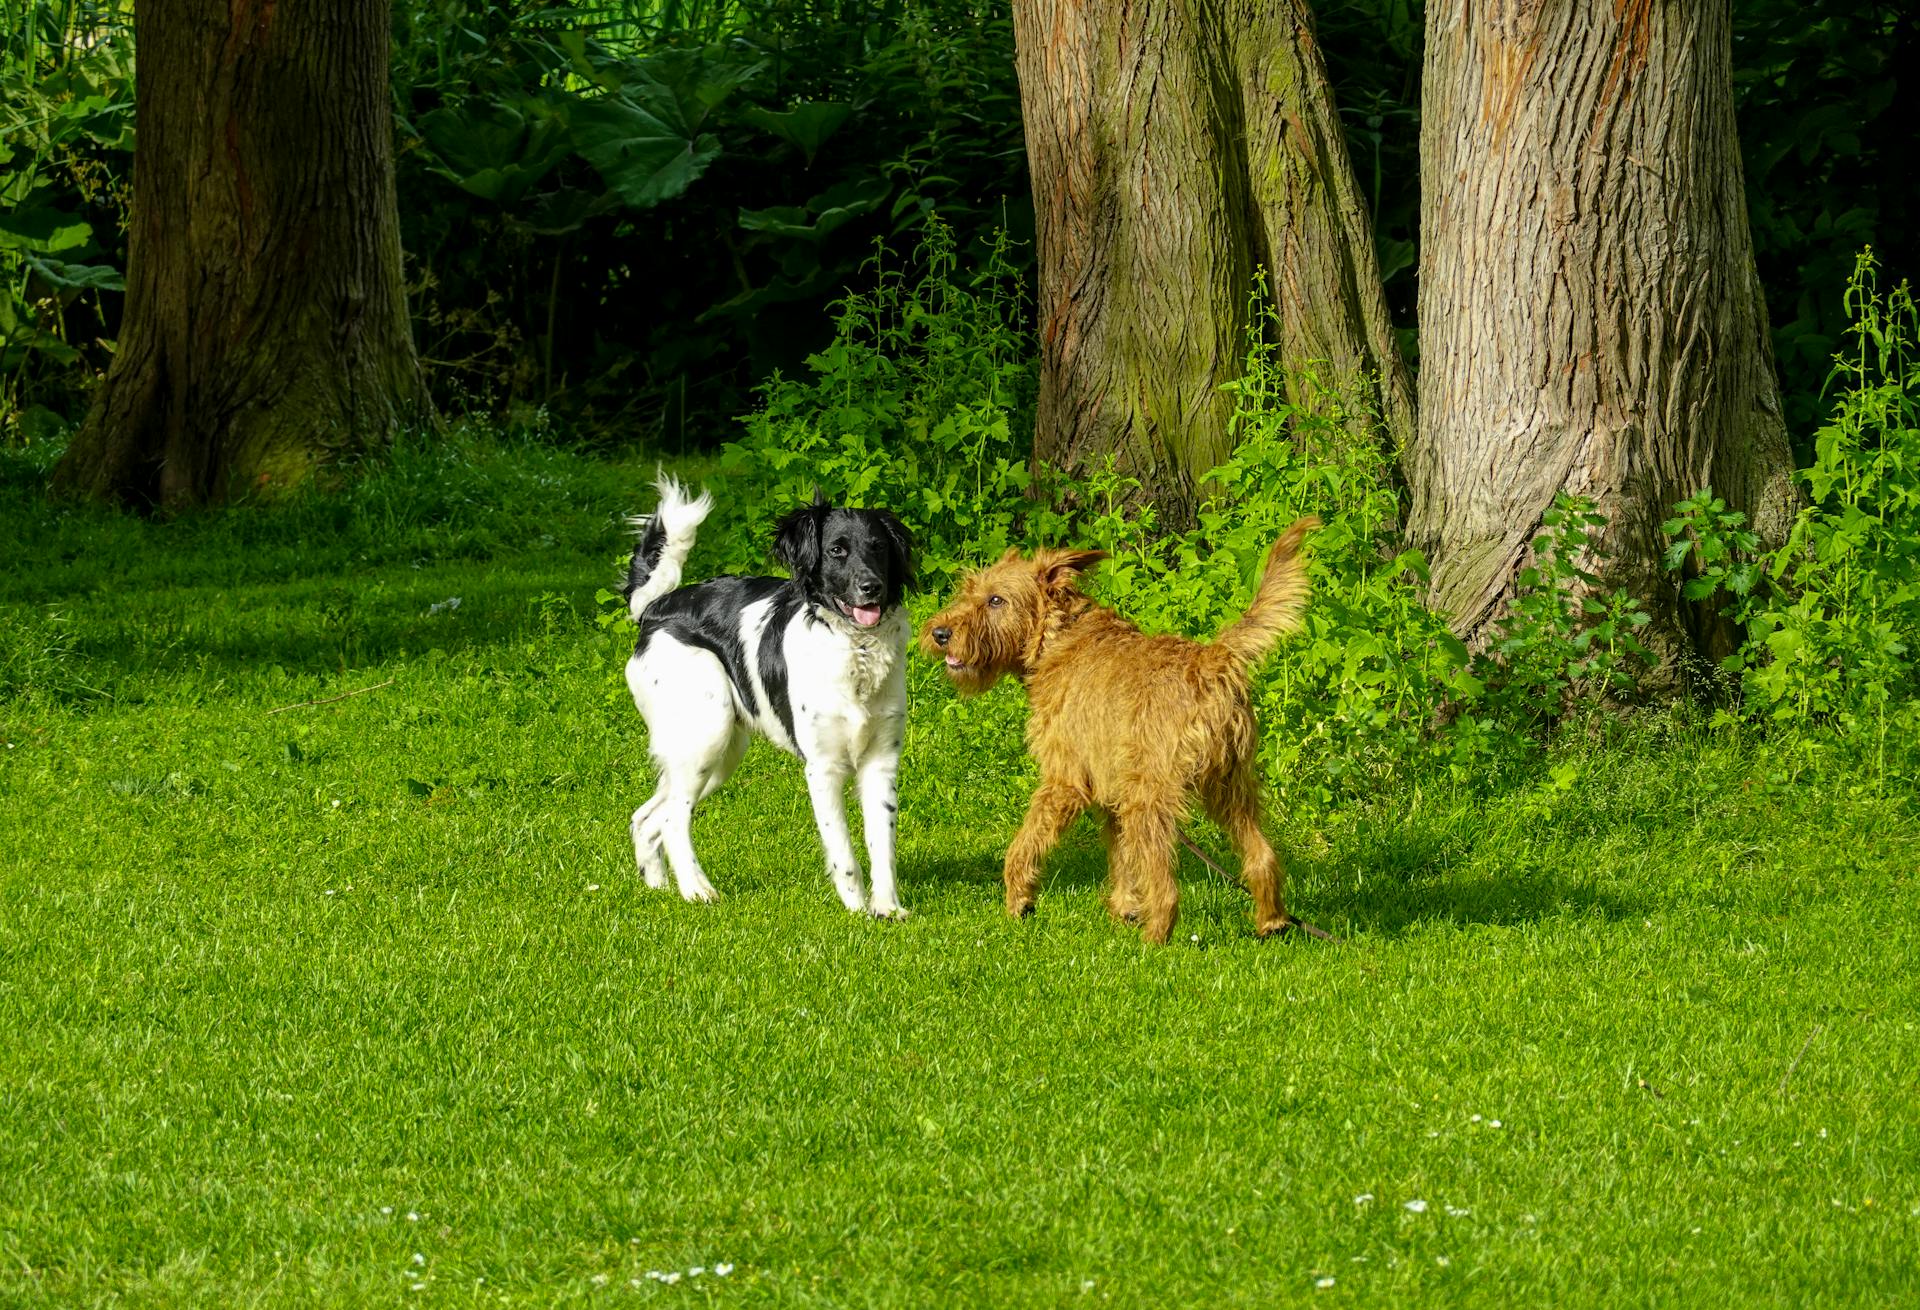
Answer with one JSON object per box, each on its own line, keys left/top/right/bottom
{"left": 922, "top": 518, "right": 1319, "bottom": 943}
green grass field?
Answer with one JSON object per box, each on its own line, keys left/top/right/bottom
{"left": 3, "top": 440, "right": 1917, "bottom": 1307}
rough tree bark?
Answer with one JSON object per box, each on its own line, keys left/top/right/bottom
{"left": 1408, "top": 0, "right": 1798, "bottom": 679}
{"left": 53, "top": 0, "right": 430, "bottom": 509}
{"left": 1013, "top": 0, "right": 1412, "bottom": 516}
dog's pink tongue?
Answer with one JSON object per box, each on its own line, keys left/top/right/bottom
{"left": 850, "top": 604, "right": 883, "bottom": 627}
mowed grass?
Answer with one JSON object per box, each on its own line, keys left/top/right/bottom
{"left": 2, "top": 439, "right": 1918, "bottom": 1307}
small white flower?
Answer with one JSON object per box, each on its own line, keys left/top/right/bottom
{"left": 1436, "top": 1255, "right": 1450, "bottom": 1267}
{"left": 1191, "top": 934, "right": 1199, "bottom": 943}
{"left": 380, "top": 1206, "right": 393, "bottom": 1215}
{"left": 1819, "top": 1128, "right": 1828, "bottom": 1138}
{"left": 1354, "top": 1193, "right": 1374, "bottom": 1205}
{"left": 410, "top": 1284, "right": 426, "bottom": 1293}
{"left": 1446, "top": 1207, "right": 1470, "bottom": 1217}
{"left": 1489, "top": 1120, "right": 1502, "bottom": 1128}
{"left": 1470, "top": 1114, "right": 1481, "bottom": 1123}
{"left": 1691, "top": 1227, "right": 1702, "bottom": 1234}
{"left": 331, "top": 799, "right": 342, "bottom": 808}
{"left": 411, "top": 1253, "right": 425, "bottom": 1266}
{"left": 591, "top": 1273, "right": 609, "bottom": 1285}
{"left": 1426, "top": 1130, "right": 1439, "bottom": 1138}
{"left": 1404, "top": 1199, "right": 1428, "bottom": 1213}
{"left": 715, "top": 1263, "right": 735, "bottom": 1276}
{"left": 1080, "top": 1279, "right": 1096, "bottom": 1292}
{"left": 1316, "top": 1276, "right": 1336, "bottom": 1288}
{"left": 689, "top": 1266, "right": 705, "bottom": 1276}
{"left": 406, "top": 1211, "right": 420, "bottom": 1222}
{"left": 1522, "top": 1213, "right": 1536, "bottom": 1224}
{"left": 630, "top": 1279, "right": 643, "bottom": 1289}
{"left": 325, "top": 889, "right": 337, "bottom": 897}
{"left": 587, "top": 883, "right": 602, "bottom": 893}
{"left": 662, "top": 1273, "right": 681, "bottom": 1285}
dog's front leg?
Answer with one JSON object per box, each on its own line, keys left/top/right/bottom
{"left": 805, "top": 763, "right": 867, "bottom": 912}
{"left": 1003, "top": 782, "right": 1084, "bottom": 918}
{"left": 857, "top": 748, "right": 905, "bottom": 919}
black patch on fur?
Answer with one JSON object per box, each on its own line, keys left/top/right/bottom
{"left": 635, "top": 574, "right": 786, "bottom": 719}
{"left": 622, "top": 514, "right": 668, "bottom": 606}
{"left": 757, "top": 590, "right": 801, "bottom": 749}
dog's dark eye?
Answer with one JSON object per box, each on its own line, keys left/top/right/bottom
{"left": 988, "top": 595, "right": 1005, "bottom": 608}
{"left": 828, "top": 543, "right": 849, "bottom": 559}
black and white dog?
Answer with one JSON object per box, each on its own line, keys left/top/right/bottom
{"left": 622, "top": 477, "right": 914, "bottom": 916}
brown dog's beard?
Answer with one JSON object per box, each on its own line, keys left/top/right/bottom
{"left": 931, "top": 634, "right": 1018, "bottom": 696}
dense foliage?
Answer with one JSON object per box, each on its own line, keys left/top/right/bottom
{"left": 676, "top": 233, "right": 1917, "bottom": 809}
{"left": 3, "top": 0, "right": 1913, "bottom": 451}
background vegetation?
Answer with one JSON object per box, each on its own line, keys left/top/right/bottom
{"left": 3, "top": 3, "right": 1918, "bottom": 1303}
{"left": 3, "top": 0, "right": 1913, "bottom": 453}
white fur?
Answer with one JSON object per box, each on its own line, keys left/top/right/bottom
{"left": 626, "top": 474, "right": 714, "bottom": 620}
{"left": 622, "top": 508, "right": 909, "bottom": 918}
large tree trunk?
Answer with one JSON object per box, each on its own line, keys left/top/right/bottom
{"left": 1014, "top": 0, "right": 1411, "bottom": 517}
{"left": 1408, "top": 0, "right": 1798, "bottom": 681}
{"left": 53, "top": 0, "right": 430, "bottom": 509}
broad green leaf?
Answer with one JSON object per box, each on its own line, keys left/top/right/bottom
{"left": 572, "top": 96, "right": 720, "bottom": 209}
{"left": 416, "top": 99, "right": 572, "bottom": 205}
{"left": 0, "top": 206, "right": 92, "bottom": 254}
{"left": 739, "top": 101, "right": 852, "bottom": 166}
{"left": 22, "top": 254, "right": 124, "bottom": 291}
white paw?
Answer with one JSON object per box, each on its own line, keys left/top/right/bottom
{"left": 640, "top": 861, "right": 669, "bottom": 890}
{"left": 678, "top": 880, "right": 720, "bottom": 904}
{"left": 867, "top": 900, "right": 910, "bottom": 922}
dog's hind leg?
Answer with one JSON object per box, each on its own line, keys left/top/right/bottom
{"left": 1114, "top": 799, "right": 1181, "bottom": 944}
{"left": 630, "top": 784, "right": 671, "bottom": 889}
{"left": 631, "top": 640, "right": 741, "bottom": 904}
{"left": 805, "top": 762, "right": 867, "bottom": 913}
{"left": 1206, "top": 770, "right": 1290, "bottom": 936}
{"left": 1003, "top": 781, "right": 1085, "bottom": 918}
{"left": 1098, "top": 810, "right": 1142, "bottom": 924}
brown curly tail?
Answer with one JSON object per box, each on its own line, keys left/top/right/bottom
{"left": 1212, "top": 516, "right": 1319, "bottom": 669}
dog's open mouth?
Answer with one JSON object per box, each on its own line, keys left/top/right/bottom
{"left": 943, "top": 656, "right": 968, "bottom": 672}
{"left": 834, "top": 599, "right": 885, "bottom": 628}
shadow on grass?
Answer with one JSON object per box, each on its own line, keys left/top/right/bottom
{"left": 1290, "top": 812, "right": 1650, "bottom": 937}
{"left": 909, "top": 812, "right": 1648, "bottom": 940}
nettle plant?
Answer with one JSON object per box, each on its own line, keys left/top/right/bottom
{"left": 1666, "top": 250, "right": 1919, "bottom": 730}
{"left": 712, "top": 219, "right": 1048, "bottom": 581}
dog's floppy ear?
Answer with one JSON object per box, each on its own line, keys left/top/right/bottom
{"left": 1037, "top": 547, "right": 1108, "bottom": 592}
{"left": 773, "top": 501, "right": 825, "bottom": 580}
{"left": 871, "top": 509, "right": 915, "bottom": 592}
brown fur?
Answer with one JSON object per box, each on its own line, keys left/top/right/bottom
{"left": 922, "top": 517, "right": 1319, "bottom": 943}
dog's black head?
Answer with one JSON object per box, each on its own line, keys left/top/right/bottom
{"left": 773, "top": 491, "right": 914, "bottom": 628}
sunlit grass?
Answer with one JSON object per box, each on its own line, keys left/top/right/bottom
{"left": 2, "top": 439, "right": 1917, "bottom": 1306}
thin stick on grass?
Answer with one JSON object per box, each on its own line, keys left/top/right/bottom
{"left": 265, "top": 678, "right": 396, "bottom": 716}
{"left": 1177, "top": 831, "right": 1339, "bottom": 942}
{"left": 1778, "top": 1022, "right": 1825, "bottom": 1096}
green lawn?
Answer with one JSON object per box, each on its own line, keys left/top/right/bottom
{"left": 2, "top": 442, "right": 1917, "bottom": 1307}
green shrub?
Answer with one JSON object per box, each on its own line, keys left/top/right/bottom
{"left": 1666, "top": 250, "right": 1919, "bottom": 734}
{"left": 711, "top": 217, "right": 1045, "bottom": 581}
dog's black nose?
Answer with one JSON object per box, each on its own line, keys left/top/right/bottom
{"left": 932, "top": 626, "right": 951, "bottom": 647}
{"left": 855, "top": 577, "right": 883, "bottom": 602}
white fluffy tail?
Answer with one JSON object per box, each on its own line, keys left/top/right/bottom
{"left": 624, "top": 474, "right": 714, "bottom": 620}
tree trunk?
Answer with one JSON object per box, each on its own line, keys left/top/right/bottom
{"left": 1408, "top": 0, "right": 1798, "bottom": 681}
{"left": 1013, "top": 0, "right": 1411, "bottom": 517}
{"left": 53, "top": 0, "right": 430, "bottom": 509}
